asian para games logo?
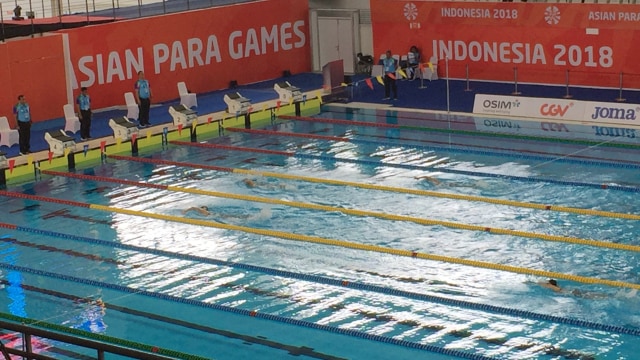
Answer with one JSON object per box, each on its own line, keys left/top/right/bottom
{"left": 404, "top": 2, "right": 418, "bottom": 21}
{"left": 544, "top": 6, "right": 561, "bottom": 25}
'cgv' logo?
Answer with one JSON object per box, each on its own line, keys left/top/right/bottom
{"left": 591, "top": 106, "right": 638, "bottom": 121}
{"left": 540, "top": 103, "right": 570, "bottom": 117}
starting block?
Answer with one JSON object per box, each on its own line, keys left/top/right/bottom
{"left": 274, "top": 81, "right": 303, "bottom": 103}
{"left": 0, "top": 151, "right": 6, "bottom": 168}
{"left": 45, "top": 130, "right": 76, "bottom": 157}
{"left": 224, "top": 92, "right": 251, "bottom": 115}
{"left": 109, "top": 116, "right": 139, "bottom": 140}
{"left": 169, "top": 105, "right": 198, "bottom": 128}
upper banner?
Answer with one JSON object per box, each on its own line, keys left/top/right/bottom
{"left": 62, "top": 0, "right": 310, "bottom": 109}
{"left": 370, "top": 1, "right": 640, "bottom": 88}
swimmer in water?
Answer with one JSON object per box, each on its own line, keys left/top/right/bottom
{"left": 537, "top": 279, "right": 609, "bottom": 299}
{"left": 242, "top": 178, "right": 287, "bottom": 190}
{"left": 182, "top": 206, "right": 211, "bottom": 216}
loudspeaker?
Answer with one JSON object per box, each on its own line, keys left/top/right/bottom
{"left": 283, "top": 70, "right": 291, "bottom": 77}
{"left": 229, "top": 80, "right": 238, "bottom": 88}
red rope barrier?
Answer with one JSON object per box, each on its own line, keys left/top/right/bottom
{"left": 0, "top": 191, "right": 90, "bottom": 208}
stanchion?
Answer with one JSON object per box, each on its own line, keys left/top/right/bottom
{"left": 616, "top": 72, "right": 626, "bottom": 102}
{"left": 464, "top": 63, "right": 473, "bottom": 92}
{"left": 419, "top": 64, "right": 428, "bottom": 89}
{"left": 295, "top": 102, "right": 301, "bottom": 117}
{"left": 563, "top": 69, "right": 573, "bottom": 99}
{"left": 244, "top": 113, "right": 251, "bottom": 129}
{"left": 512, "top": 67, "right": 521, "bottom": 95}
{"left": 445, "top": 57, "right": 450, "bottom": 114}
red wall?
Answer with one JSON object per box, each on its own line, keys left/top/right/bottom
{"left": 0, "top": 35, "right": 68, "bottom": 125}
{"left": 371, "top": 1, "right": 640, "bottom": 88}
{"left": 62, "top": 0, "right": 311, "bottom": 109}
{"left": 0, "top": 0, "right": 311, "bottom": 123}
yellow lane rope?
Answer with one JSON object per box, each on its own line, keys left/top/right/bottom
{"left": 89, "top": 203, "right": 640, "bottom": 290}
{"left": 165, "top": 186, "right": 640, "bottom": 253}
{"left": 227, "top": 169, "right": 640, "bottom": 221}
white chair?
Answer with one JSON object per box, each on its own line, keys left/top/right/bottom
{"left": 124, "top": 92, "right": 139, "bottom": 120}
{"left": 421, "top": 56, "right": 439, "bottom": 81}
{"left": 177, "top": 81, "right": 197, "bottom": 108}
{"left": 371, "top": 65, "right": 384, "bottom": 78}
{"left": 0, "top": 116, "right": 19, "bottom": 148}
{"left": 63, "top": 104, "right": 81, "bottom": 134}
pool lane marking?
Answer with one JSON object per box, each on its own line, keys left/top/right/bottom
{"left": 279, "top": 114, "right": 640, "bottom": 152}
{"left": 103, "top": 154, "right": 640, "bottom": 222}
{"left": 0, "top": 263, "right": 493, "bottom": 360}
{"left": 169, "top": 140, "right": 640, "bottom": 193}
{"left": 3, "top": 223, "right": 640, "bottom": 338}
{"left": 42, "top": 170, "right": 640, "bottom": 253}
{"left": 226, "top": 127, "right": 640, "bottom": 171}
{"left": 2, "top": 190, "right": 639, "bottom": 291}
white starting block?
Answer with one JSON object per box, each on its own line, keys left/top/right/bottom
{"left": 274, "top": 81, "right": 303, "bottom": 103}
{"left": 224, "top": 92, "right": 251, "bottom": 114}
{"left": 169, "top": 104, "right": 198, "bottom": 128}
{"left": 109, "top": 116, "right": 139, "bottom": 140}
{"left": 45, "top": 130, "right": 76, "bottom": 157}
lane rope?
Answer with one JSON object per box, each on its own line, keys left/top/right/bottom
{"left": 1, "top": 190, "right": 639, "bottom": 291}
{"left": 0, "top": 262, "right": 494, "bottom": 360}
{"left": 277, "top": 115, "right": 640, "bottom": 168}
{"left": 42, "top": 170, "right": 640, "bottom": 253}
{"left": 227, "top": 127, "right": 640, "bottom": 170}
{"left": 2, "top": 221, "right": 639, "bottom": 337}
{"left": 168, "top": 141, "right": 640, "bottom": 193}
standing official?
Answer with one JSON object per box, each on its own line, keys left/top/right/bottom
{"left": 134, "top": 71, "right": 152, "bottom": 127}
{"left": 13, "top": 95, "right": 31, "bottom": 155}
{"left": 77, "top": 87, "right": 92, "bottom": 140}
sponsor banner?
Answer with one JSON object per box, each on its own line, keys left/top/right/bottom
{"left": 473, "top": 94, "right": 584, "bottom": 121}
{"left": 473, "top": 116, "right": 640, "bottom": 144}
{"left": 62, "top": 0, "right": 310, "bottom": 109}
{"left": 371, "top": 1, "right": 640, "bottom": 88}
{"left": 0, "top": 35, "right": 67, "bottom": 124}
{"left": 474, "top": 94, "right": 640, "bottom": 126}
{"left": 583, "top": 101, "right": 640, "bottom": 126}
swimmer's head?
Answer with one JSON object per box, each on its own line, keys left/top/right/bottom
{"left": 200, "top": 206, "right": 209, "bottom": 211}
{"left": 243, "top": 179, "right": 255, "bottom": 187}
{"left": 548, "top": 279, "right": 558, "bottom": 287}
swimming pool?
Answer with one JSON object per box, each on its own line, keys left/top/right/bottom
{"left": 0, "top": 106, "right": 639, "bottom": 359}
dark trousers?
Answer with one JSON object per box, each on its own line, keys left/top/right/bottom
{"left": 80, "top": 109, "right": 92, "bottom": 139}
{"left": 138, "top": 98, "right": 151, "bottom": 126}
{"left": 17, "top": 121, "right": 31, "bottom": 153}
{"left": 384, "top": 74, "right": 397, "bottom": 99}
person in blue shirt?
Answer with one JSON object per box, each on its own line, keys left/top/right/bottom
{"left": 76, "top": 87, "right": 92, "bottom": 140}
{"left": 13, "top": 95, "right": 31, "bottom": 155}
{"left": 382, "top": 50, "right": 398, "bottom": 100}
{"left": 134, "top": 71, "right": 152, "bottom": 127}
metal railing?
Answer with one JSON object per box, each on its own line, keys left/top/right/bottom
{"left": 0, "top": 319, "right": 184, "bottom": 360}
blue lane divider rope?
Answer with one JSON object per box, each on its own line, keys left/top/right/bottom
{"left": 288, "top": 152, "right": 640, "bottom": 192}
{"left": 0, "top": 262, "right": 493, "bottom": 360}
{"left": 9, "top": 225, "right": 640, "bottom": 337}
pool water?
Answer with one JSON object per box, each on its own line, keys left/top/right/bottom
{"left": 1, "top": 108, "right": 640, "bottom": 359}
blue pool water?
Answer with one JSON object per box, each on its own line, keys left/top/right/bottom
{"left": 1, "top": 107, "right": 640, "bottom": 359}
